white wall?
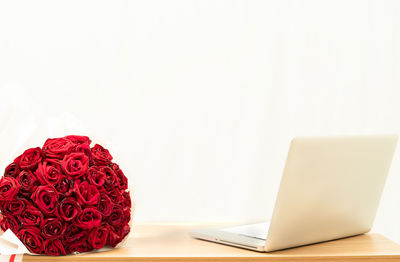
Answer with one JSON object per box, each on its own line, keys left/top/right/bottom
{"left": 1, "top": 0, "right": 400, "bottom": 242}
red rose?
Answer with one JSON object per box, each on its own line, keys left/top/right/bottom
{"left": 97, "top": 194, "right": 113, "bottom": 216}
{"left": 102, "top": 166, "right": 117, "bottom": 185}
{"left": 17, "top": 170, "right": 38, "bottom": 194}
{"left": 77, "top": 208, "right": 102, "bottom": 229}
{"left": 66, "top": 238, "right": 93, "bottom": 253}
{"left": 107, "top": 224, "right": 130, "bottom": 248}
{"left": 44, "top": 239, "right": 66, "bottom": 256}
{"left": 1, "top": 135, "right": 132, "bottom": 255}
{"left": 112, "top": 163, "right": 128, "bottom": 190}
{"left": 88, "top": 225, "right": 109, "bottom": 249}
{"left": 105, "top": 185, "right": 122, "bottom": 204}
{"left": 87, "top": 166, "right": 105, "bottom": 187}
{"left": 0, "top": 214, "right": 20, "bottom": 233}
{"left": 42, "top": 218, "right": 65, "bottom": 239}
{"left": 107, "top": 205, "right": 127, "bottom": 227}
{"left": 35, "top": 160, "right": 62, "bottom": 184}
{"left": 43, "top": 138, "right": 74, "bottom": 159}
{"left": 4, "top": 162, "right": 20, "bottom": 178}
{"left": 107, "top": 227, "right": 120, "bottom": 248}
{"left": 14, "top": 147, "right": 42, "bottom": 170}
{"left": 74, "top": 181, "right": 100, "bottom": 206}
{"left": 61, "top": 153, "right": 89, "bottom": 179}
{"left": 63, "top": 224, "right": 87, "bottom": 244}
{"left": 91, "top": 144, "right": 112, "bottom": 165}
{"left": 18, "top": 227, "right": 44, "bottom": 254}
{"left": 0, "top": 177, "right": 20, "bottom": 202}
{"left": 2, "top": 199, "right": 25, "bottom": 215}
{"left": 65, "top": 135, "right": 91, "bottom": 145}
{"left": 121, "top": 191, "right": 132, "bottom": 209}
{"left": 125, "top": 207, "right": 131, "bottom": 224}
{"left": 20, "top": 205, "right": 43, "bottom": 225}
{"left": 32, "top": 185, "right": 58, "bottom": 215}
{"left": 72, "top": 143, "right": 92, "bottom": 157}
{"left": 59, "top": 197, "right": 81, "bottom": 221}
{"left": 117, "top": 223, "right": 131, "bottom": 242}
{"left": 55, "top": 177, "right": 73, "bottom": 196}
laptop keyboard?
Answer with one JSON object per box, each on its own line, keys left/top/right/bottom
{"left": 220, "top": 222, "right": 270, "bottom": 240}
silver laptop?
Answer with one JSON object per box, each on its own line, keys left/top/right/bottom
{"left": 190, "top": 135, "right": 398, "bottom": 252}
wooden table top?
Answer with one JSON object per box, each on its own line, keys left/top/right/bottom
{"left": 23, "top": 223, "right": 400, "bottom": 262}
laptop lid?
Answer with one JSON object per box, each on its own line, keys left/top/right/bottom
{"left": 265, "top": 135, "right": 398, "bottom": 251}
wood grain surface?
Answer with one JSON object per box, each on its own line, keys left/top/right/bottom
{"left": 22, "top": 223, "right": 400, "bottom": 262}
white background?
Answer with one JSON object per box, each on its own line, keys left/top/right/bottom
{"left": 1, "top": 0, "right": 400, "bottom": 242}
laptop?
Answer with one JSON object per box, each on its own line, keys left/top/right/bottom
{"left": 190, "top": 135, "right": 398, "bottom": 252}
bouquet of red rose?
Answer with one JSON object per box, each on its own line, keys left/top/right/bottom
{"left": 0, "top": 135, "right": 132, "bottom": 255}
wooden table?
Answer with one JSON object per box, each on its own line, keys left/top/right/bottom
{"left": 23, "top": 223, "right": 400, "bottom": 262}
